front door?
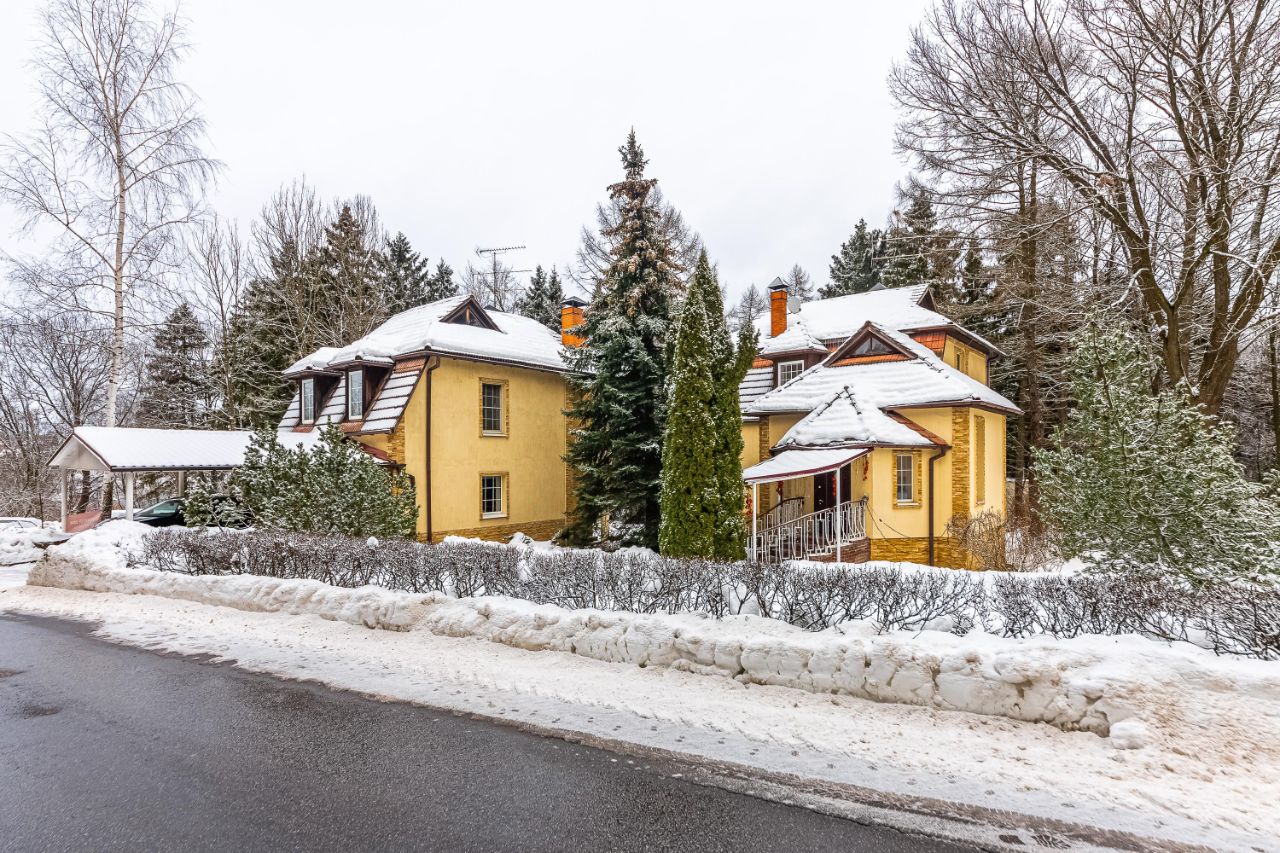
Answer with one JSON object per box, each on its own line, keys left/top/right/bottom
{"left": 812, "top": 466, "right": 852, "bottom": 513}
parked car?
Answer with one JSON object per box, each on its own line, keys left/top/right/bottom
{"left": 0, "top": 517, "right": 42, "bottom": 531}
{"left": 101, "top": 495, "right": 250, "bottom": 529}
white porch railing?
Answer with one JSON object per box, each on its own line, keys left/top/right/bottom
{"left": 751, "top": 498, "right": 866, "bottom": 563}
{"left": 759, "top": 496, "right": 803, "bottom": 530}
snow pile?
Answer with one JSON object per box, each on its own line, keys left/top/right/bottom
{"left": 0, "top": 524, "right": 67, "bottom": 567}
{"left": 32, "top": 528, "right": 1280, "bottom": 743}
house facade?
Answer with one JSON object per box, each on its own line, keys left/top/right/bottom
{"left": 739, "top": 281, "right": 1019, "bottom": 568}
{"left": 280, "top": 295, "right": 576, "bottom": 542}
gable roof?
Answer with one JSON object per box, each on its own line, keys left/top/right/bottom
{"left": 774, "top": 387, "right": 941, "bottom": 450}
{"left": 752, "top": 284, "right": 1001, "bottom": 357}
{"left": 748, "top": 321, "right": 1018, "bottom": 419}
{"left": 284, "top": 295, "right": 569, "bottom": 376}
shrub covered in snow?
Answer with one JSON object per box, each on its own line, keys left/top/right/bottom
{"left": 132, "top": 528, "right": 1280, "bottom": 658}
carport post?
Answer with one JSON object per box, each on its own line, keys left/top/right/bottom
{"left": 750, "top": 482, "right": 758, "bottom": 562}
{"left": 59, "top": 468, "right": 69, "bottom": 531}
{"left": 177, "top": 470, "right": 186, "bottom": 497}
{"left": 835, "top": 466, "right": 843, "bottom": 564}
{"left": 124, "top": 472, "right": 135, "bottom": 521}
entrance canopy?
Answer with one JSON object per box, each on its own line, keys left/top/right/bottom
{"left": 742, "top": 447, "right": 869, "bottom": 485}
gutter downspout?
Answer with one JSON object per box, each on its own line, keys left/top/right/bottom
{"left": 927, "top": 446, "right": 950, "bottom": 566}
{"left": 423, "top": 355, "right": 441, "bottom": 542}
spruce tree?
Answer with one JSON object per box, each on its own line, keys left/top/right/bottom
{"left": 823, "top": 219, "right": 883, "bottom": 297}
{"left": 659, "top": 252, "right": 721, "bottom": 556}
{"left": 318, "top": 204, "right": 385, "bottom": 341}
{"left": 517, "top": 265, "right": 565, "bottom": 329}
{"left": 564, "top": 130, "right": 682, "bottom": 548}
{"left": 426, "top": 259, "right": 458, "bottom": 301}
{"left": 379, "top": 232, "right": 432, "bottom": 312}
{"left": 1034, "top": 322, "right": 1280, "bottom": 583}
{"left": 879, "top": 189, "right": 957, "bottom": 290}
{"left": 138, "top": 303, "right": 210, "bottom": 427}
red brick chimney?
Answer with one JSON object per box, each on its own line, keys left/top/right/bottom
{"left": 768, "top": 278, "right": 789, "bottom": 337}
{"left": 561, "top": 297, "right": 587, "bottom": 347}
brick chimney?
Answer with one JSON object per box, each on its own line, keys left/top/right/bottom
{"left": 768, "top": 278, "right": 789, "bottom": 337}
{"left": 561, "top": 297, "right": 587, "bottom": 347}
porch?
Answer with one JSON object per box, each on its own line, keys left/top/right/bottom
{"left": 744, "top": 448, "right": 870, "bottom": 563}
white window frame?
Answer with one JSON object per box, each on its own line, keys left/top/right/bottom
{"left": 347, "top": 369, "right": 364, "bottom": 420}
{"left": 480, "top": 473, "right": 506, "bottom": 519}
{"left": 894, "top": 451, "right": 916, "bottom": 505}
{"left": 481, "top": 381, "right": 505, "bottom": 436}
{"left": 301, "top": 378, "right": 316, "bottom": 424}
{"left": 777, "top": 360, "right": 804, "bottom": 386}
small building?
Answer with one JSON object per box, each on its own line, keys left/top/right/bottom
{"left": 740, "top": 281, "right": 1020, "bottom": 567}
{"left": 281, "top": 295, "right": 576, "bottom": 542}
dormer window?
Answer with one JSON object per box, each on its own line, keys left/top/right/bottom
{"left": 301, "top": 378, "right": 316, "bottom": 424}
{"left": 851, "top": 336, "right": 895, "bottom": 357}
{"left": 777, "top": 360, "right": 804, "bottom": 386}
{"left": 347, "top": 368, "right": 364, "bottom": 420}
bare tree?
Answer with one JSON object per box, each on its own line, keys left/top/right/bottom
{"left": 185, "top": 215, "right": 246, "bottom": 425}
{"left": 782, "top": 264, "right": 814, "bottom": 301}
{"left": 892, "top": 0, "right": 1280, "bottom": 413}
{"left": 462, "top": 250, "right": 525, "bottom": 312}
{"left": 1, "top": 0, "right": 218, "bottom": 516}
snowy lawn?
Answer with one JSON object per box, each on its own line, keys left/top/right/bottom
{"left": 4, "top": 522, "right": 1278, "bottom": 850}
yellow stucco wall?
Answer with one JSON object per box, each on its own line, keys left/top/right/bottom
{"left": 941, "top": 338, "right": 989, "bottom": 384}
{"left": 427, "top": 358, "right": 568, "bottom": 539}
{"left": 970, "top": 410, "right": 1007, "bottom": 519}
{"left": 741, "top": 421, "right": 761, "bottom": 469}
{"left": 352, "top": 358, "right": 568, "bottom": 542}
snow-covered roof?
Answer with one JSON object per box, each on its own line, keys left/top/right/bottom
{"left": 748, "top": 318, "right": 1018, "bottom": 429}
{"left": 753, "top": 284, "right": 998, "bottom": 356}
{"left": 739, "top": 365, "right": 774, "bottom": 414}
{"left": 743, "top": 447, "right": 870, "bottom": 485}
{"left": 775, "top": 387, "right": 939, "bottom": 449}
{"left": 360, "top": 367, "right": 421, "bottom": 433}
{"left": 49, "top": 427, "right": 324, "bottom": 472}
{"left": 285, "top": 296, "right": 568, "bottom": 376}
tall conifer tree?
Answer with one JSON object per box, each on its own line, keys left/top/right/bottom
{"left": 138, "top": 303, "right": 209, "bottom": 427}
{"left": 564, "top": 131, "right": 682, "bottom": 548}
{"left": 518, "top": 265, "right": 565, "bottom": 329}
{"left": 823, "top": 219, "right": 883, "bottom": 297}
{"left": 379, "top": 232, "right": 432, "bottom": 312}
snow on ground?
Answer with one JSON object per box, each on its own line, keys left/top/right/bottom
{"left": 4, "top": 524, "right": 1278, "bottom": 850}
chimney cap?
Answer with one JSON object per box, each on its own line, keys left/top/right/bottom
{"left": 767, "top": 277, "right": 789, "bottom": 292}
{"left": 562, "top": 296, "right": 588, "bottom": 308}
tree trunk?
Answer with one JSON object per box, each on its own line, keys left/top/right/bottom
{"left": 99, "top": 156, "right": 128, "bottom": 520}
{"left": 1270, "top": 327, "right": 1280, "bottom": 471}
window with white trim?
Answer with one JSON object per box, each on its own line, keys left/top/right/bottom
{"left": 481, "top": 381, "right": 505, "bottom": 435}
{"left": 301, "top": 378, "right": 316, "bottom": 424}
{"left": 895, "top": 451, "right": 916, "bottom": 505}
{"left": 777, "top": 360, "right": 804, "bottom": 386}
{"left": 347, "top": 369, "right": 364, "bottom": 419}
{"left": 481, "top": 474, "right": 506, "bottom": 519}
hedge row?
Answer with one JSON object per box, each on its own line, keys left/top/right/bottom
{"left": 132, "top": 529, "right": 1279, "bottom": 659}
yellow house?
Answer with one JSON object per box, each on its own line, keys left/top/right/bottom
{"left": 740, "top": 281, "right": 1019, "bottom": 568}
{"left": 279, "top": 295, "right": 577, "bottom": 542}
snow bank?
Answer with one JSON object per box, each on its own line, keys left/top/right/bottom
{"left": 34, "top": 527, "right": 1280, "bottom": 742}
{"left": 0, "top": 525, "right": 63, "bottom": 567}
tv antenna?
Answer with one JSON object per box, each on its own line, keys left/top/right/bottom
{"left": 473, "top": 244, "right": 532, "bottom": 310}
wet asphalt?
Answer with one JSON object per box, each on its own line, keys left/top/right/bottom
{"left": 0, "top": 613, "right": 972, "bottom": 852}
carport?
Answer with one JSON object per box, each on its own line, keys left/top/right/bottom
{"left": 47, "top": 426, "right": 264, "bottom": 529}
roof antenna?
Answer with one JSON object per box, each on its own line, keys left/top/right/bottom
{"left": 474, "top": 245, "right": 532, "bottom": 311}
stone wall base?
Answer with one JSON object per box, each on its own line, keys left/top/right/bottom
{"left": 426, "top": 516, "right": 566, "bottom": 544}
{"left": 869, "top": 536, "right": 978, "bottom": 569}
{"left": 806, "top": 537, "right": 871, "bottom": 564}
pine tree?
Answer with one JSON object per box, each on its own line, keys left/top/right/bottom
{"left": 879, "top": 189, "right": 957, "bottom": 290}
{"left": 138, "top": 303, "right": 210, "bottom": 427}
{"left": 783, "top": 264, "right": 814, "bottom": 302}
{"left": 426, "top": 259, "right": 458, "bottom": 301}
{"left": 823, "top": 219, "right": 883, "bottom": 297}
{"left": 659, "top": 252, "right": 721, "bottom": 556}
{"left": 379, "top": 232, "right": 432, "bottom": 312}
{"left": 564, "top": 130, "right": 682, "bottom": 548}
{"left": 517, "top": 265, "right": 565, "bottom": 329}
{"left": 1034, "top": 322, "right": 1280, "bottom": 583}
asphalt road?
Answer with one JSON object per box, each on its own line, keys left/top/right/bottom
{"left": 0, "top": 614, "right": 973, "bottom": 853}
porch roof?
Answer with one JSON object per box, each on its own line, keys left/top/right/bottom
{"left": 742, "top": 447, "right": 869, "bottom": 485}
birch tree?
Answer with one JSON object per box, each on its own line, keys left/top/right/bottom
{"left": 0, "top": 0, "right": 217, "bottom": 515}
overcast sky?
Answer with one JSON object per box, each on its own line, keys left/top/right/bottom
{"left": 0, "top": 0, "right": 933, "bottom": 304}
